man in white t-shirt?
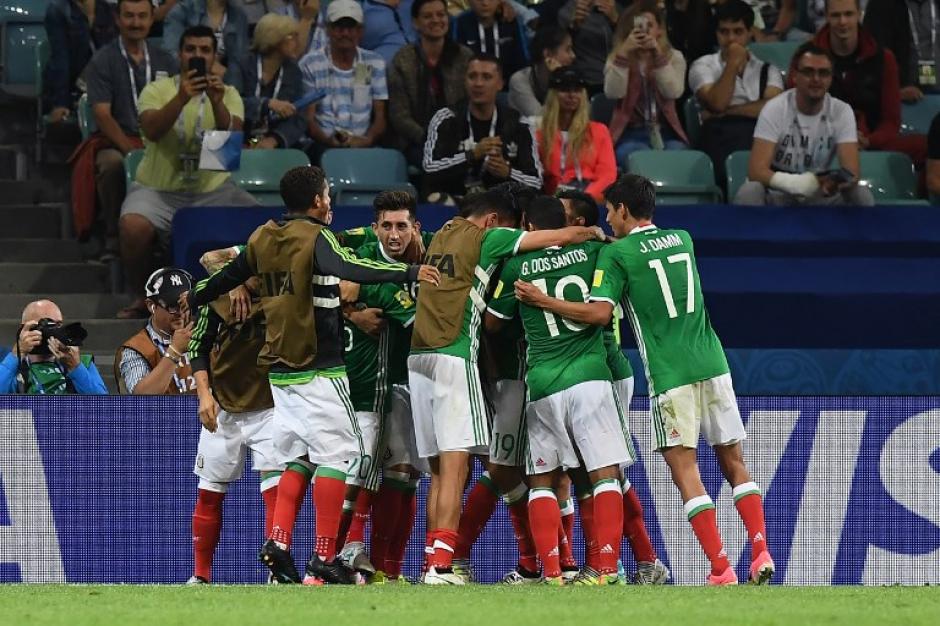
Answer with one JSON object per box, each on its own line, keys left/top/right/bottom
{"left": 689, "top": 0, "right": 784, "bottom": 181}
{"left": 735, "top": 42, "right": 875, "bottom": 206}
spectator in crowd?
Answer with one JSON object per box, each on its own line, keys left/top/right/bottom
{"left": 163, "top": 0, "right": 250, "bottom": 68}
{"left": 228, "top": 13, "right": 307, "bottom": 149}
{"left": 118, "top": 25, "right": 257, "bottom": 319}
{"left": 388, "top": 0, "right": 473, "bottom": 165}
{"left": 735, "top": 43, "right": 875, "bottom": 205}
{"left": 508, "top": 24, "right": 575, "bottom": 119}
{"left": 604, "top": 0, "right": 688, "bottom": 169}
{"left": 662, "top": 0, "right": 718, "bottom": 61}
{"left": 808, "top": 0, "right": 927, "bottom": 168}
{"left": 423, "top": 53, "right": 542, "bottom": 200}
{"left": 746, "top": 0, "right": 805, "bottom": 41}
{"left": 864, "top": 0, "right": 938, "bottom": 102}
{"left": 690, "top": 0, "right": 784, "bottom": 182}
{"left": 557, "top": 0, "right": 622, "bottom": 96}
{"left": 116, "top": 268, "right": 197, "bottom": 394}
{"left": 927, "top": 111, "right": 940, "bottom": 196}
{"left": 362, "top": 0, "right": 417, "bottom": 67}
{"left": 0, "top": 300, "right": 107, "bottom": 395}
{"left": 72, "top": 0, "right": 177, "bottom": 259}
{"left": 277, "top": 0, "right": 327, "bottom": 58}
{"left": 537, "top": 67, "right": 617, "bottom": 201}
{"left": 300, "top": 0, "right": 389, "bottom": 162}
{"left": 150, "top": 1, "right": 180, "bottom": 40}
{"left": 451, "top": 0, "right": 529, "bottom": 81}
{"left": 43, "top": 0, "right": 118, "bottom": 123}
{"left": 230, "top": 0, "right": 287, "bottom": 29}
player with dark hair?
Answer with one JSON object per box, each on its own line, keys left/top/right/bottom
{"left": 409, "top": 189, "right": 602, "bottom": 584}
{"left": 187, "top": 166, "right": 440, "bottom": 585}
{"left": 516, "top": 173, "right": 773, "bottom": 585}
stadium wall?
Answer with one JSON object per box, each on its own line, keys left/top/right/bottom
{"left": 1, "top": 396, "right": 937, "bottom": 585}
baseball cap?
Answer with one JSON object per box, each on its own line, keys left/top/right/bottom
{"left": 549, "top": 67, "right": 587, "bottom": 91}
{"left": 327, "top": 0, "right": 364, "bottom": 24}
{"left": 145, "top": 267, "right": 193, "bottom": 310}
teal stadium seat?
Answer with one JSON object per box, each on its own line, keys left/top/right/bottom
{"left": 627, "top": 150, "right": 723, "bottom": 204}
{"left": 748, "top": 41, "right": 800, "bottom": 75}
{"left": 321, "top": 148, "right": 416, "bottom": 205}
{"left": 725, "top": 150, "right": 751, "bottom": 202}
{"left": 857, "top": 151, "right": 928, "bottom": 205}
{"left": 234, "top": 149, "right": 310, "bottom": 205}
{"left": 590, "top": 93, "right": 617, "bottom": 125}
{"left": 124, "top": 149, "right": 144, "bottom": 188}
{"left": 900, "top": 96, "right": 940, "bottom": 134}
{"left": 683, "top": 97, "right": 702, "bottom": 148}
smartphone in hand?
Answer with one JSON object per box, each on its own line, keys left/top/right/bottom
{"left": 188, "top": 57, "right": 207, "bottom": 79}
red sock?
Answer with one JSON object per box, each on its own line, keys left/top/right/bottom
{"left": 336, "top": 501, "right": 354, "bottom": 549}
{"left": 261, "top": 485, "right": 278, "bottom": 538}
{"left": 733, "top": 483, "right": 768, "bottom": 559}
{"left": 527, "top": 489, "right": 562, "bottom": 578}
{"left": 347, "top": 489, "right": 374, "bottom": 544}
{"left": 313, "top": 467, "right": 348, "bottom": 561}
{"left": 622, "top": 486, "right": 657, "bottom": 563}
{"left": 507, "top": 500, "right": 539, "bottom": 572}
{"left": 192, "top": 489, "right": 225, "bottom": 581}
{"left": 385, "top": 490, "right": 417, "bottom": 578}
{"left": 370, "top": 481, "right": 403, "bottom": 571}
{"left": 428, "top": 528, "right": 458, "bottom": 570}
{"left": 454, "top": 474, "right": 499, "bottom": 559}
{"left": 686, "top": 497, "right": 731, "bottom": 575}
{"left": 579, "top": 496, "right": 599, "bottom": 570}
{"left": 559, "top": 503, "right": 576, "bottom": 568}
{"left": 269, "top": 466, "right": 311, "bottom": 548}
{"left": 592, "top": 481, "right": 624, "bottom": 575}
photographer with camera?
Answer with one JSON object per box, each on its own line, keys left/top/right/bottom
{"left": 0, "top": 300, "right": 106, "bottom": 395}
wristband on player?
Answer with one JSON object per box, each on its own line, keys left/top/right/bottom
{"left": 166, "top": 345, "right": 183, "bottom": 362}
{"left": 164, "top": 352, "right": 181, "bottom": 366}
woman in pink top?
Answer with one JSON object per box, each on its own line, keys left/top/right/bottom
{"left": 537, "top": 67, "right": 618, "bottom": 203}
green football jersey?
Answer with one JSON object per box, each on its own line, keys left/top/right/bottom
{"left": 488, "top": 241, "right": 611, "bottom": 401}
{"left": 490, "top": 316, "right": 526, "bottom": 381}
{"left": 336, "top": 227, "right": 377, "bottom": 250}
{"left": 604, "top": 304, "right": 634, "bottom": 381}
{"left": 417, "top": 226, "right": 525, "bottom": 362}
{"left": 590, "top": 225, "right": 729, "bottom": 396}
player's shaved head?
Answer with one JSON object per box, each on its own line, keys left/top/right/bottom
{"left": 526, "top": 196, "right": 567, "bottom": 230}
{"left": 21, "top": 299, "right": 62, "bottom": 323}
{"left": 605, "top": 174, "right": 656, "bottom": 220}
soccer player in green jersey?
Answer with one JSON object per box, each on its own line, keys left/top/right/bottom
{"left": 486, "top": 196, "right": 632, "bottom": 585}
{"left": 516, "top": 174, "right": 774, "bottom": 586}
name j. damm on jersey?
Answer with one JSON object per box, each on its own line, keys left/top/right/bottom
{"left": 638, "top": 233, "right": 682, "bottom": 254}
{"left": 520, "top": 248, "right": 589, "bottom": 275}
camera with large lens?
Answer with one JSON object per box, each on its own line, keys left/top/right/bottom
{"left": 28, "top": 318, "right": 88, "bottom": 356}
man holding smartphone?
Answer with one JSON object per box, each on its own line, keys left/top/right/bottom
{"left": 117, "top": 24, "right": 258, "bottom": 319}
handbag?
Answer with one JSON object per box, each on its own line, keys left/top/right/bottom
{"left": 199, "top": 130, "right": 243, "bottom": 171}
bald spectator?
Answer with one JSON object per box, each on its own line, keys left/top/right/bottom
{"left": 0, "top": 300, "right": 107, "bottom": 395}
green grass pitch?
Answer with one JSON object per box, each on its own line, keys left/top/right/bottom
{"left": 2, "top": 585, "right": 939, "bottom": 626}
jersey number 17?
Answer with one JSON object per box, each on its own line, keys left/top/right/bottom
{"left": 648, "top": 253, "right": 695, "bottom": 319}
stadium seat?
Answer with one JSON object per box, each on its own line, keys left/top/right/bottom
{"left": 748, "top": 41, "right": 801, "bottom": 75}
{"left": 124, "top": 149, "right": 144, "bottom": 188}
{"left": 590, "top": 93, "right": 617, "bottom": 125}
{"left": 900, "top": 96, "right": 940, "bottom": 134}
{"left": 0, "top": 17, "right": 46, "bottom": 98}
{"left": 77, "top": 93, "right": 96, "bottom": 140}
{"left": 233, "top": 148, "right": 310, "bottom": 205}
{"left": 857, "top": 151, "right": 929, "bottom": 205}
{"left": 725, "top": 150, "right": 751, "bottom": 202}
{"left": 627, "top": 150, "right": 723, "bottom": 204}
{"left": 321, "top": 147, "right": 416, "bottom": 205}
{"left": 683, "top": 97, "right": 702, "bottom": 148}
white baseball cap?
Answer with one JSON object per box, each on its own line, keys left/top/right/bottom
{"left": 327, "top": 0, "right": 364, "bottom": 24}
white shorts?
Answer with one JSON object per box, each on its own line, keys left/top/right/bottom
{"left": 613, "top": 376, "right": 638, "bottom": 470}
{"left": 525, "top": 380, "right": 630, "bottom": 475}
{"left": 269, "top": 376, "right": 365, "bottom": 466}
{"left": 346, "top": 411, "right": 380, "bottom": 489}
{"left": 194, "top": 407, "right": 283, "bottom": 484}
{"left": 408, "top": 353, "right": 489, "bottom": 458}
{"left": 650, "top": 373, "right": 746, "bottom": 450}
{"left": 383, "top": 384, "right": 430, "bottom": 474}
{"left": 489, "top": 379, "right": 527, "bottom": 467}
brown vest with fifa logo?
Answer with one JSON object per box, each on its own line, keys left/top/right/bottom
{"left": 411, "top": 217, "right": 486, "bottom": 350}
{"left": 207, "top": 296, "right": 273, "bottom": 413}
{"left": 114, "top": 328, "right": 195, "bottom": 394}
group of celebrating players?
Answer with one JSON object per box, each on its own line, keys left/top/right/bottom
{"left": 180, "top": 166, "right": 775, "bottom": 586}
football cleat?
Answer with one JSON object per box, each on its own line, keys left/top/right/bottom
{"left": 305, "top": 553, "right": 356, "bottom": 585}
{"left": 340, "top": 541, "right": 376, "bottom": 575}
{"left": 542, "top": 575, "right": 566, "bottom": 586}
{"left": 500, "top": 566, "right": 542, "bottom": 585}
{"left": 185, "top": 575, "right": 208, "bottom": 585}
{"left": 451, "top": 558, "right": 475, "bottom": 583}
{"left": 259, "top": 539, "right": 301, "bottom": 584}
{"left": 706, "top": 566, "right": 739, "bottom": 586}
{"left": 749, "top": 551, "right": 775, "bottom": 585}
{"left": 371, "top": 570, "right": 388, "bottom": 585}
{"left": 423, "top": 566, "right": 467, "bottom": 585}
{"left": 634, "top": 559, "right": 671, "bottom": 585}
{"left": 570, "top": 566, "right": 619, "bottom": 586}
{"left": 561, "top": 565, "right": 580, "bottom": 583}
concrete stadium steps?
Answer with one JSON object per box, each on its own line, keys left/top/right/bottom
{"left": 0, "top": 262, "right": 110, "bottom": 293}
{"left": 0, "top": 180, "right": 67, "bottom": 205}
{"left": 0, "top": 204, "right": 66, "bottom": 238}
{"left": 0, "top": 239, "right": 83, "bottom": 262}
{"left": 0, "top": 318, "right": 146, "bottom": 352}
{"left": 0, "top": 293, "right": 132, "bottom": 319}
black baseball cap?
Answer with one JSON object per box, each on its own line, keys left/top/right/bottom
{"left": 549, "top": 67, "right": 587, "bottom": 91}
{"left": 145, "top": 267, "right": 193, "bottom": 310}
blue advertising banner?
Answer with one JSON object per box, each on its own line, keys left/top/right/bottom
{"left": 0, "top": 396, "right": 937, "bottom": 585}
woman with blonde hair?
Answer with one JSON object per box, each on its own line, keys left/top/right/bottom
{"left": 604, "top": 0, "right": 688, "bottom": 169}
{"left": 537, "top": 67, "right": 617, "bottom": 202}
{"left": 227, "top": 13, "right": 306, "bottom": 149}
